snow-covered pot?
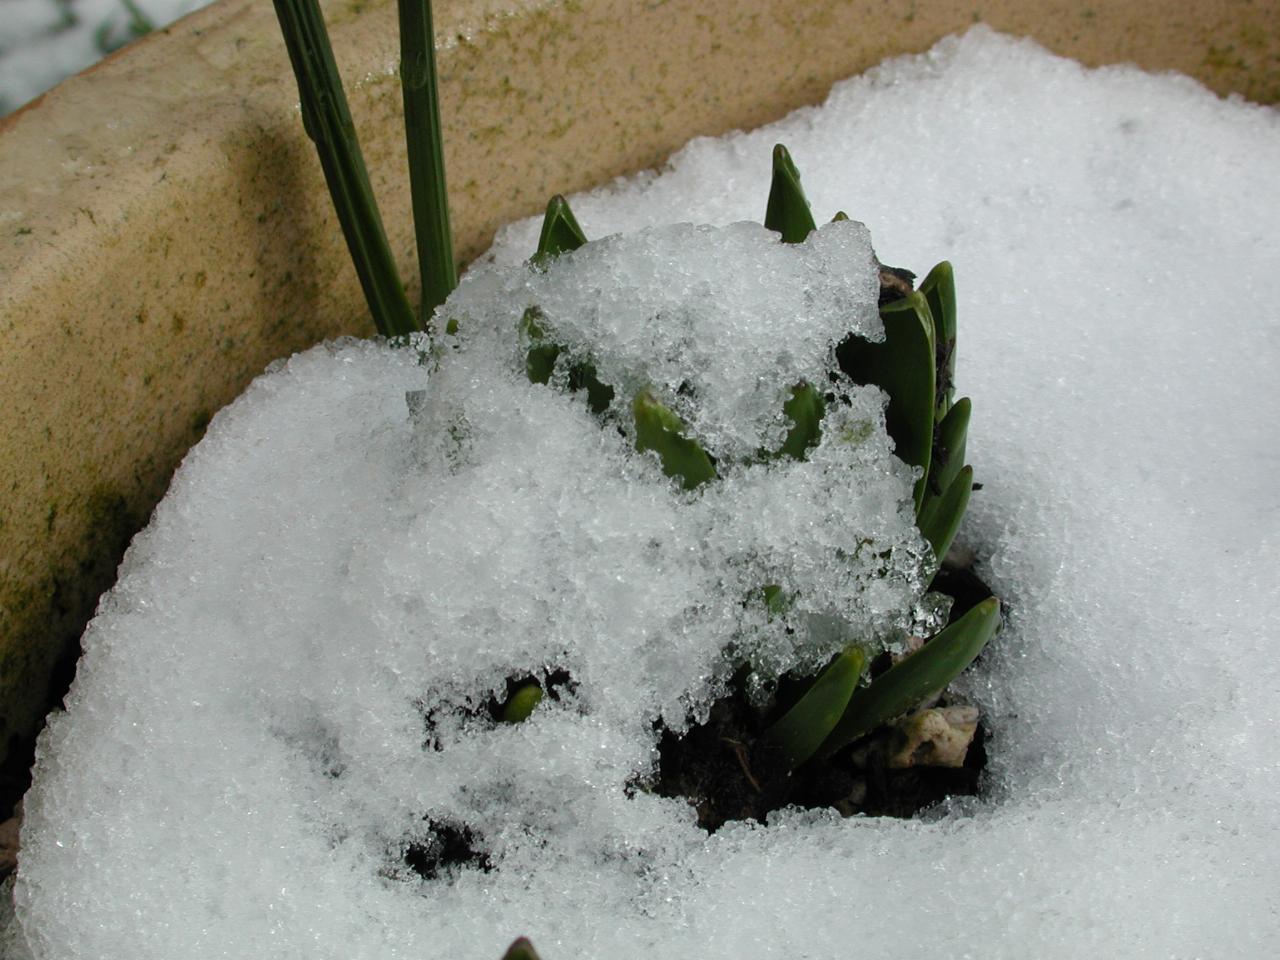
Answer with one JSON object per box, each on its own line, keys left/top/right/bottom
{"left": 1, "top": 0, "right": 1278, "bottom": 840}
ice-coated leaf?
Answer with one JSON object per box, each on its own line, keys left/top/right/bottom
{"left": 500, "top": 937, "right": 542, "bottom": 960}
{"left": 918, "top": 464, "right": 973, "bottom": 564}
{"left": 761, "top": 584, "right": 791, "bottom": 617}
{"left": 632, "top": 390, "right": 716, "bottom": 490}
{"left": 919, "top": 261, "right": 957, "bottom": 419}
{"left": 534, "top": 194, "right": 588, "bottom": 263}
{"left": 567, "top": 360, "right": 615, "bottom": 414}
{"left": 778, "top": 381, "right": 826, "bottom": 460}
{"left": 817, "top": 598, "right": 1000, "bottom": 757}
{"left": 519, "top": 307, "right": 560, "bottom": 384}
{"left": 763, "top": 646, "right": 866, "bottom": 770}
{"left": 519, "top": 308, "right": 614, "bottom": 410}
{"left": 764, "top": 144, "right": 817, "bottom": 244}
{"left": 838, "top": 292, "right": 937, "bottom": 510}
{"left": 502, "top": 682, "right": 545, "bottom": 724}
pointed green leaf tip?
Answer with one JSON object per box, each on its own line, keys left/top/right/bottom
{"left": 817, "top": 598, "right": 1000, "bottom": 758}
{"left": 765, "top": 144, "right": 817, "bottom": 244}
{"left": 632, "top": 390, "right": 716, "bottom": 490}
{"left": 501, "top": 682, "right": 544, "bottom": 723}
{"left": 919, "top": 261, "right": 957, "bottom": 419}
{"left": 778, "top": 382, "right": 825, "bottom": 460}
{"left": 535, "top": 194, "right": 588, "bottom": 263}
{"left": 500, "top": 937, "right": 542, "bottom": 960}
{"left": 763, "top": 646, "right": 866, "bottom": 769}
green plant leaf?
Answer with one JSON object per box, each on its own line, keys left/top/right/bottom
{"left": 761, "top": 584, "right": 791, "bottom": 617}
{"left": 918, "top": 464, "right": 973, "bottom": 564}
{"left": 500, "top": 938, "right": 542, "bottom": 960}
{"left": 837, "top": 292, "right": 937, "bottom": 511}
{"left": 519, "top": 307, "right": 560, "bottom": 384}
{"left": 567, "top": 361, "right": 615, "bottom": 414}
{"left": 817, "top": 598, "right": 1000, "bottom": 758}
{"left": 778, "top": 381, "right": 825, "bottom": 460}
{"left": 535, "top": 195, "right": 588, "bottom": 263}
{"left": 927, "top": 396, "right": 970, "bottom": 498}
{"left": 632, "top": 390, "right": 716, "bottom": 490}
{"left": 762, "top": 646, "right": 866, "bottom": 770}
{"left": 398, "top": 0, "right": 457, "bottom": 322}
{"left": 919, "top": 261, "right": 957, "bottom": 419}
{"left": 501, "top": 682, "right": 544, "bottom": 723}
{"left": 271, "top": 0, "right": 420, "bottom": 339}
{"left": 764, "top": 144, "right": 817, "bottom": 244}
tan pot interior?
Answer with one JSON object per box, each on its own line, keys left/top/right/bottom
{"left": 0, "top": 0, "right": 1277, "bottom": 788}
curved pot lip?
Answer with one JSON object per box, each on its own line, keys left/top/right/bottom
{"left": 1, "top": 0, "right": 1278, "bottom": 808}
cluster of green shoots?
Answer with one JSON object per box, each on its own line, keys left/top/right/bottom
{"left": 272, "top": 2, "right": 999, "bottom": 956}
{"left": 514, "top": 146, "right": 999, "bottom": 771}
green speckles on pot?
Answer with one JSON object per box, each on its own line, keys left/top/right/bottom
{"left": 191, "top": 409, "right": 212, "bottom": 437}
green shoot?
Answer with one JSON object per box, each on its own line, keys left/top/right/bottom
{"left": 398, "top": 0, "right": 457, "bottom": 322}
{"left": 500, "top": 938, "right": 542, "bottom": 960}
{"left": 778, "top": 382, "right": 826, "bottom": 460}
{"left": 918, "top": 465, "right": 973, "bottom": 563}
{"left": 764, "top": 144, "right": 817, "bottom": 243}
{"left": 928, "top": 396, "right": 971, "bottom": 498}
{"left": 919, "top": 261, "right": 957, "bottom": 419}
{"left": 536, "top": 195, "right": 589, "bottom": 263}
{"left": 632, "top": 390, "right": 716, "bottom": 490}
{"left": 502, "top": 682, "right": 544, "bottom": 723}
{"left": 513, "top": 146, "right": 996, "bottom": 785}
{"left": 839, "top": 292, "right": 937, "bottom": 511}
{"left": 762, "top": 647, "right": 866, "bottom": 768}
{"left": 817, "top": 598, "right": 1000, "bottom": 758}
{"left": 271, "top": 0, "right": 419, "bottom": 338}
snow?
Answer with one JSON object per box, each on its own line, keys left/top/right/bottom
{"left": 11, "top": 26, "right": 1280, "bottom": 960}
{"left": 0, "top": 0, "right": 208, "bottom": 115}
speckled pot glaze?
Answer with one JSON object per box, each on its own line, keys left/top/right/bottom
{"left": 0, "top": 0, "right": 1276, "bottom": 782}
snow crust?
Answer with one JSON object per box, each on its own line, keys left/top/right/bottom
{"left": 14, "top": 27, "right": 1280, "bottom": 960}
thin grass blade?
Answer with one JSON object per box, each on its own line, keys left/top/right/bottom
{"left": 271, "top": 0, "right": 419, "bottom": 338}
{"left": 763, "top": 647, "right": 865, "bottom": 769}
{"left": 398, "top": 0, "right": 457, "bottom": 322}
{"left": 633, "top": 390, "right": 716, "bottom": 490}
{"left": 764, "top": 144, "right": 817, "bottom": 243}
{"left": 818, "top": 598, "right": 999, "bottom": 758}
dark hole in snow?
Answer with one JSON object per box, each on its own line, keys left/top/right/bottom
{"left": 418, "top": 666, "right": 577, "bottom": 751}
{"left": 402, "top": 819, "right": 493, "bottom": 881}
{"left": 484, "top": 667, "right": 577, "bottom": 722}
